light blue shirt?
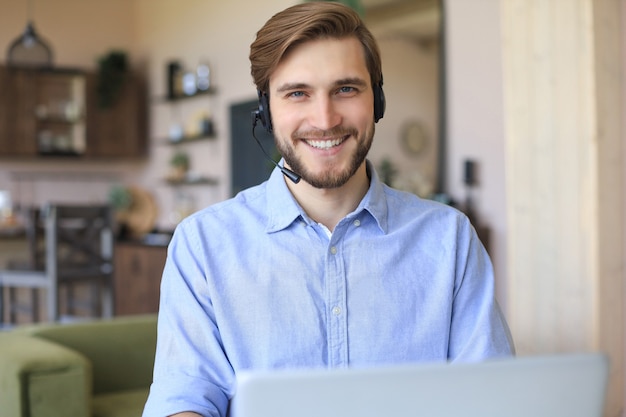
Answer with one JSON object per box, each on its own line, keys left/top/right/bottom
{"left": 143, "top": 161, "right": 514, "bottom": 417}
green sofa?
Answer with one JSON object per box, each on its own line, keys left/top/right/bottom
{"left": 0, "top": 314, "right": 157, "bottom": 417}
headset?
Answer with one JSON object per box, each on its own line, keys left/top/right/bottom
{"left": 254, "top": 80, "right": 386, "bottom": 134}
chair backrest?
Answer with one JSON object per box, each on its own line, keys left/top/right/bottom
{"left": 3, "top": 206, "right": 45, "bottom": 270}
{"left": 43, "top": 204, "right": 114, "bottom": 281}
{"left": 23, "top": 206, "right": 45, "bottom": 269}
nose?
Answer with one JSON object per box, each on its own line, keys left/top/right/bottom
{"left": 309, "top": 96, "right": 341, "bottom": 131}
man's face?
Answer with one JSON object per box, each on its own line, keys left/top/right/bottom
{"left": 268, "top": 36, "right": 375, "bottom": 189}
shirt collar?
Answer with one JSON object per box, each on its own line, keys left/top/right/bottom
{"left": 265, "top": 159, "right": 389, "bottom": 234}
{"left": 265, "top": 165, "right": 303, "bottom": 233}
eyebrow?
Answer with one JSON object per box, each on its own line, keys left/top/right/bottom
{"left": 276, "top": 82, "right": 309, "bottom": 93}
{"left": 275, "top": 77, "right": 368, "bottom": 93}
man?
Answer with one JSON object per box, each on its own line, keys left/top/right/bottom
{"left": 143, "top": 2, "right": 514, "bottom": 416}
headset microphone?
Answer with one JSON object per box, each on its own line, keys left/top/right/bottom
{"left": 251, "top": 110, "right": 301, "bottom": 184}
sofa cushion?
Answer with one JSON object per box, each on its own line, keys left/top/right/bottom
{"left": 29, "top": 366, "right": 91, "bottom": 417}
{"left": 93, "top": 388, "right": 150, "bottom": 417}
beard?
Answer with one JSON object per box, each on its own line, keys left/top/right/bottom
{"left": 275, "top": 123, "right": 374, "bottom": 189}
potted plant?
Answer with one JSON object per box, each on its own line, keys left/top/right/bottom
{"left": 169, "top": 151, "right": 190, "bottom": 181}
{"left": 97, "top": 50, "right": 128, "bottom": 109}
{"left": 107, "top": 185, "right": 133, "bottom": 239}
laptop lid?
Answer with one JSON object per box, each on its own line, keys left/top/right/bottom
{"left": 230, "top": 353, "right": 608, "bottom": 417}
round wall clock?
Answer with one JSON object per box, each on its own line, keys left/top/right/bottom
{"left": 401, "top": 121, "right": 428, "bottom": 156}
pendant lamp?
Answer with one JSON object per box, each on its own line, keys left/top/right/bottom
{"left": 6, "top": 0, "right": 53, "bottom": 68}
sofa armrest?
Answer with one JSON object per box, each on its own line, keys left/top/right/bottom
{"left": 0, "top": 334, "right": 92, "bottom": 417}
{"left": 22, "top": 314, "right": 157, "bottom": 395}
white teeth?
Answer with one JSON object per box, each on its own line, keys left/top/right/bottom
{"left": 306, "top": 138, "right": 343, "bottom": 149}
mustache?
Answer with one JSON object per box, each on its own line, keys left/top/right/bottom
{"left": 292, "top": 126, "right": 358, "bottom": 140}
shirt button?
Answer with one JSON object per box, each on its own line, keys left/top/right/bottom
{"left": 353, "top": 219, "right": 361, "bottom": 227}
{"left": 332, "top": 306, "right": 342, "bottom": 316}
{"left": 330, "top": 246, "right": 337, "bottom": 255}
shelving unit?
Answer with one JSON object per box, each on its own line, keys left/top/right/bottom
{"left": 162, "top": 133, "right": 216, "bottom": 146}
{"left": 34, "top": 71, "right": 86, "bottom": 156}
{"left": 0, "top": 65, "right": 146, "bottom": 159}
{"left": 153, "top": 87, "right": 217, "bottom": 103}
{"left": 154, "top": 83, "right": 219, "bottom": 188}
{"left": 164, "top": 177, "right": 219, "bottom": 186}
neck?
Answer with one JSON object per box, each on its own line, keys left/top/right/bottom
{"left": 286, "top": 162, "right": 370, "bottom": 232}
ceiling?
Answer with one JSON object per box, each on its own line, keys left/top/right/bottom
{"left": 360, "top": 0, "right": 441, "bottom": 42}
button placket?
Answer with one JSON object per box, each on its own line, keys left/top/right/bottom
{"left": 326, "top": 233, "right": 348, "bottom": 367}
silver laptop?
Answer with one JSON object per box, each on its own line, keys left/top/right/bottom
{"left": 230, "top": 353, "right": 608, "bottom": 417}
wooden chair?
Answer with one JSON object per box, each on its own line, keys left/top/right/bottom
{"left": 1, "top": 206, "right": 45, "bottom": 322}
{"left": 0, "top": 204, "right": 115, "bottom": 324}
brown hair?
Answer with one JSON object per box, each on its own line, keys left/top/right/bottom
{"left": 250, "top": 2, "right": 382, "bottom": 93}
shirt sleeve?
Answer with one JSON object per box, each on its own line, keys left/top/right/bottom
{"left": 143, "top": 220, "right": 235, "bottom": 417}
{"left": 447, "top": 217, "right": 515, "bottom": 361}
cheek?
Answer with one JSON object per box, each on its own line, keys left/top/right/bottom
{"left": 341, "top": 97, "right": 374, "bottom": 124}
{"left": 270, "top": 105, "right": 300, "bottom": 134}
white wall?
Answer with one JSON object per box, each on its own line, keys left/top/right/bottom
{"left": 621, "top": 0, "right": 626, "bottom": 405}
{"left": 444, "top": 0, "right": 508, "bottom": 306}
{"left": 372, "top": 37, "right": 440, "bottom": 197}
{"left": 0, "top": 0, "right": 137, "bottom": 68}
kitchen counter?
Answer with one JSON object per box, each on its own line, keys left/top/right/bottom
{"left": 0, "top": 230, "right": 28, "bottom": 269}
{"left": 116, "top": 231, "right": 173, "bottom": 248}
{"left": 0, "top": 224, "right": 25, "bottom": 239}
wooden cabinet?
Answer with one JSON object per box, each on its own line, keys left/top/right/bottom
{"left": 85, "top": 72, "right": 147, "bottom": 158}
{"left": 0, "top": 65, "right": 146, "bottom": 159}
{"left": 114, "top": 243, "right": 167, "bottom": 316}
{"left": 0, "top": 67, "right": 9, "bottom": 153}
{"left": 0, "top": 66, "right": 40, "bottom": 156}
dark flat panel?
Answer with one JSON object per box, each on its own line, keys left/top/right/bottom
{"left": 230, "top": 99, "right": 277, "bottom": 196}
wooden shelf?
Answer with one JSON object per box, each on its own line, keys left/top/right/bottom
{"left": 164, "top": 133, "right": 216, "bottom": 145}
{"left": 36, "top": 116, "right": 85, "bottom": 124}
{"left": 154, "top": 87, "right": 217, "bottom": 103}
{"left": 164, "top": 177, "right": 218, "bottom": 186}
{"left": 37, "top": 150, "right": 84, "bottom": 157}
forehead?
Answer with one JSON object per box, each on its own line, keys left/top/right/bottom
{"left": 269, "top": 37, "right": 370, "bottom": 90}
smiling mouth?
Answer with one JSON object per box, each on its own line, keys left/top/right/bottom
{"left": 304, "top": 136, "right": 349, "bottom": 150}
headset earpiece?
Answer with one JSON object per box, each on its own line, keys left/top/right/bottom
{"left": 373, "top": 82, "right": 385, "bottom": 123}
{"left": 256, "top": 90, "right": 273, "bottom": 133}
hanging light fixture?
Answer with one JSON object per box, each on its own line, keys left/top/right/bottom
{"left": 6, "top": 0, "right": 53, "bottom": 68}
